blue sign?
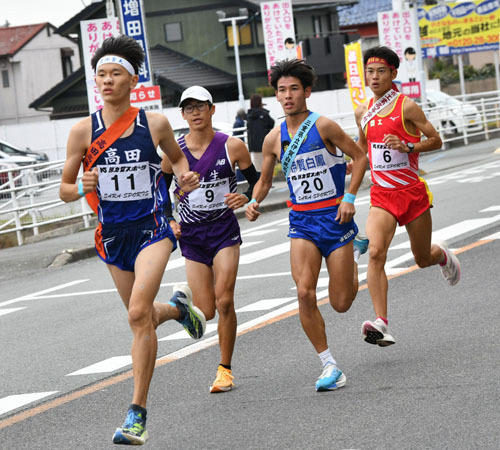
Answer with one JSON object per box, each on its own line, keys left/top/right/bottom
{"left": 118, "top": 0, "right": 152, "bottom": 85}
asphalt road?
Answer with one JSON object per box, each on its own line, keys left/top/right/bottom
{"left": 1, "top": 139, "right": 500, "bottom": 449}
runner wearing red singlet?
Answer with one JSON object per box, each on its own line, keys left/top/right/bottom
{"left": 354, "top": 46, "right": 461, "bottom": 347}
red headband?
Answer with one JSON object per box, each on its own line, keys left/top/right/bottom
{"left": 366, "top": 57, "right": 396, "bottom": 70}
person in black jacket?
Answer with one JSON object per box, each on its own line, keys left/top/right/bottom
{"left": 246, "top": 93, "right": 274, "bottom": 171}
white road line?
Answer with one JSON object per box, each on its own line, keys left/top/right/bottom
{"left": 241, "top": 218, "right": 288, "bottom": 235}
{"left": 482, "top": 231, "right": 500, "bottom": 240}
{"left": 480, "top": 206, "right": 500, "bottom": 212}
{"left": 0, "top": 280, "right": 89, "bottom": 307}
{"left": 0, "top": 307, "right": 26, "bottom": 317}
{"left": 242, "top": 229, "right": 277, "bottom": 237}
{"left": 66, "top": 356, "right": 132, "bottom": 376}
{"left": 0, "top": 392, "right": 58, "bottom": 416}
{"left": 235, "top": 297, "right": 296, "bottom": 312}
{"left": 239, "top": 242, "right": 290, "bottom": 264}
{"left": 240, "top": 241, "right": 263, "bottom": 249}
{"left": 158, "top": 323, "right": 218, "bottom": 341}
{"left": 390, "top": 214, "right": 500, "bottom": 250}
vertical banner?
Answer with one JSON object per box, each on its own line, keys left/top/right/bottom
{"left": 344, "top": 41, "right": 367, "bottom": 110}
{"left": 81, "top": 18, "right": 121, "bottom": 112}
{"left": 260, "top": 0, "right": 297, "bottom": 73}
{"left": 378, "top": 9, "right": 421, "bottom": 98}
{"left": 117, "top": 0, "right": 152, "bottom": 86}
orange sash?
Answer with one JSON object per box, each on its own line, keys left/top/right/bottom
{"left": 82, "top": 106, "right": 139, "bottom": 213}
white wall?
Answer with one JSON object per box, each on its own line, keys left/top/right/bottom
{"left": 0, "top": 80, "right": 441, "bottom": 161}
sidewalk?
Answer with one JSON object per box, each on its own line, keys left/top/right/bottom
{"left": 1, "top": 134, "right": 499, "bottom": 277}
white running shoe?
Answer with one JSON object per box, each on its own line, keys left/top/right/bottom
{"left": 362, "top": 318, "right": 395, "bottom": 347}
{"left": 435, "top": 241, "right": 461, "bottom": 286}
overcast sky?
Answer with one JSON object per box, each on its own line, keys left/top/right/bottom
{"left": 1, "top": 0, "right": 91, "bottom": 28}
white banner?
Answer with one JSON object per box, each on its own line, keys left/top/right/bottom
{"left": 80, "top": 18, "right": 121, "bottom": 112}
{"left": 377, "top": 9, "right": 422, "bottom": 98}
{"left": 260, "top": 0, "right": 297, "bottom": 72}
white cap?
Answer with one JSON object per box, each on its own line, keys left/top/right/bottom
{"left": 179, "top": 86, "right": 213, "bottom": 107}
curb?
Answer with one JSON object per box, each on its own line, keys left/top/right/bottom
{"left": 50, "top": 246, "right": 97, "bottom": 267}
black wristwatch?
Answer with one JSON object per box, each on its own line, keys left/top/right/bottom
{"left": 407, "top": 142, "right": 415, "bottom": 154}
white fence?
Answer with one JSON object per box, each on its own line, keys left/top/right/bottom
{"left": 2, "top": 89, "right": 500, "bottom": 246}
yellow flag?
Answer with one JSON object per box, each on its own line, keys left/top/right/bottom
{"left": 344, "top": 41, "right": 367, "bottom": 111}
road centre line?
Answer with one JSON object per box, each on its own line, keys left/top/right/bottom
{"left": 0, "top": 238, "right": 494, "bottom": 429}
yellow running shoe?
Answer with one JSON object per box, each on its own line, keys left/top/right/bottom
{"left": 210, "top": 365, "right": 234, "bottom": 393}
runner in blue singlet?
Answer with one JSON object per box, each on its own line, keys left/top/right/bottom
{"left": 246, "top": 59, "right": 369, "bottom": 392}
{"left": 60, "top": 36, "right": 204, "bottom": 446}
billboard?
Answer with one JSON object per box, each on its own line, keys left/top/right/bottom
{"left": 260, "top": 0, "right": 297, "bottom": 72}
{"left": 419, "top": 0, "right": 500, "bottom": 57}
{"left": 378, "top": 9, "right": 422, "bottom": 98}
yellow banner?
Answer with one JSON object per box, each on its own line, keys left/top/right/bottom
{"left": 344, "top": 41, "right": 367, "bottom": 111}
{"left": 419, "top": 0, "right": 500, "bottom": 57}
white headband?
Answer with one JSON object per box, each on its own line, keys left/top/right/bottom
{"left": 96, "top": 55, "right": 136, "bottom": 75}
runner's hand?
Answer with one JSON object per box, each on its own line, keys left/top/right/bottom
{"left": 246, "top": 201, "right": 261, "bottom": 221}
{"left": 169, "top": 220, "right": 181, "bottom": 239}
{"left": 346, "top": 161, "right": 353, "bottom": 175}
{"left": 81, "top": 167, "right": 99, "bottom": 193}
{"left": 383, "top": 134, "right": 407, "bottom": 153}
{"left": 224, "top": 193, "right": 247, "bottom": 210}
{"left": 336, "top": 201, "right": 355, "bottom": 224}
{"left": 178, "top": 171, "right": 200, "bottom": 192}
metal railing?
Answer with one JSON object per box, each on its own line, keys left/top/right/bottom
{"left": 0, "top": 161, "right": 91, "bottom": 246}
{"left": 2, "top": 90, "right": 500, "bottom": 246}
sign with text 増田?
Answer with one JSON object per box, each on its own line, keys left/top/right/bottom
{"left": 118, "top": 0, "right": 152, "bottom": 85}
{"left": 418, "top": 0, "right": 500, "bottom": 57}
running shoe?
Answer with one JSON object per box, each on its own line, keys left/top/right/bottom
{"left": 210, "top": 365, "right": 235, "bottom": 393}
{"left": 435, "top": 241, "right": 461, "bottom": 286}
{"left": 315, "top": 362, "right": 346, "bottom": 392}
{"left": 353, "top": 234, "right": 369, "bottom": 255}
{"left": 170, "top": 284, "right": 206, "bottom": 339}
{"left": 112, "top": 408, "right": 148, "bottom": 445}
{"left": 362, "top": 318, "right": 396, "bottom": 347}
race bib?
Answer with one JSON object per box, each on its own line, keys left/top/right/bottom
{"left": 98, "top": 162, "right": 152, "bottom": 201}
{"left": 371, "top": 142, "right": 410, "bottom": 171}
{"left": 288, "top": 150, "right": 337, "bottom": 203}
{"left": 188, "top": 178, "right": 230, "bottom": 211}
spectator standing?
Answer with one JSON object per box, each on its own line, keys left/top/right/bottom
{"left": 247, "top": 93, "right": 274, "bottom": 172}
{"left": 233, "top": 108, "right": 247, "bottom": 141}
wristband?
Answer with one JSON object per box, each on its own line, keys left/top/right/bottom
{"left": 248, "top": 198, "right": 257, "bottom": 205}
{"left": 77, "top": 180, "right": 85, "bottom": 197}
{"left": 343, "top": 193, "right": 356, "bottom": 204}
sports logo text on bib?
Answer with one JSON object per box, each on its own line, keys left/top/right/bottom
{"left": 371, "top": 142, "right": 410, "bottom": 171}
{"left": 98, "top": 162, "right": 152, "bottom": 201}
{"left": 188, "top": 178, "right": 230, "bottom": 211}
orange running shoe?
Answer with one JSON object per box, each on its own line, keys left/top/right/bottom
{"left": 210, "top": 365, "right": 235, "bottom": 393}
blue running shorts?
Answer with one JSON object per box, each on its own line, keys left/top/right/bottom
{"left": 95, "top": 212, "right": 177, "bottom": 272}
{"left": 288, "top": 207, "right": 358, "bottom": 257}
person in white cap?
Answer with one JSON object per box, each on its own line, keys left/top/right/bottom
{"left": 162, "top": 85, "right": 260, "bottom": 393}
{"left": 60, "top": 35, "right": 203, "bottom": 446}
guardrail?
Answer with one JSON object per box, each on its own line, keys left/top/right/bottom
{"left": 2, "top": 90, "right": 500, "bottom": 246}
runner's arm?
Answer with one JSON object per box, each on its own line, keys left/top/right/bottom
{"left": 225, "top": 137, "right": 260, "bottom": 209}
{"left": 318, "top": 117, "right": 368, "bottom": 224}
{"left": 383, "top": 99, "right": 442, "bottom": 153}
{"left": 152, "top": 113, "right": 199, "bottom": 192}
{"left": 245, "top": 129, "right": 279, "bottom": 221}
{"left": 160, "top": 155, "right": 181, "bottom": 238}
{"left": 59, "top": 118, "right": 97, "bottom": 203}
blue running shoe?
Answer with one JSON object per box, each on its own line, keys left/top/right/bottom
{"left": 112, "top": 408, "right": 148, "bottom": 445}
{"left": 169, "top": 284, "right": 206, "bottom": 339}
{"left": 353, "top": 234, "right": 369, "bottom": 255}
{"left": 315, "top": 362, "right": 347, "bottom": 392}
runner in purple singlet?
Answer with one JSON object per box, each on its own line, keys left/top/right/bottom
{"left": 162, "top": 86, "right": 260, "bottom": 393}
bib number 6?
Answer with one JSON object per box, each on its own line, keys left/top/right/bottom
{"left": 383, "top": 150, "right": 392, "bottom": 163}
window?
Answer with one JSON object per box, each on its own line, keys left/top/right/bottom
{"left": 256, "top": 21, "right": 264, "bottom": 46}
{"left": 226, "top": 23, "right": 252, "bottom": 48}
{"left": 165, "top": 22, "right": 182, "bottom": 42}
{"left": 1, "top": 70, "right": 9, "bottom": 88}
{"left": 60, "top": 48, "right": 74, "bottom": 78}
{"left": 313, "top": 16, "right": 322, "bottom": 37}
